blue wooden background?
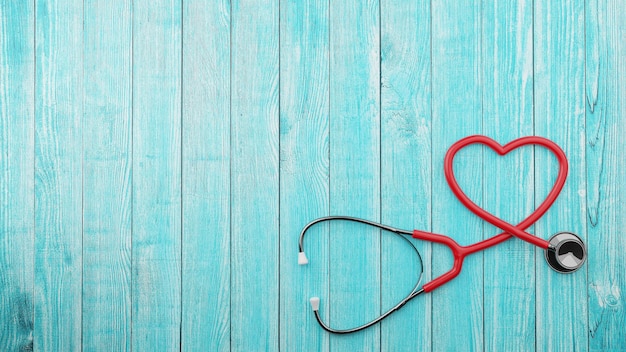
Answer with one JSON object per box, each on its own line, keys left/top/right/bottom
{"left": 0, "top": 0, "right": 624, "bottom": 351}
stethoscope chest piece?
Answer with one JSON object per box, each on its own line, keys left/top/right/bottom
{"left": 545, "top": 232, "right": 587, "bottom": 273}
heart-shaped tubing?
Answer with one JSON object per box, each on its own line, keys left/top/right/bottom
{"left": 445, "top": 135, "right": 567, "bottom": 248}
{"left": 413, "top": 135, "right": 568, "bottom": 292}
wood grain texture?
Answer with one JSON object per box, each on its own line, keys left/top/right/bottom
{"left": 34, "top": 0, "right": 83, "bottom": 350}
{"left": 0, "top": 2, "right": 34, "bottom": 351}
{"left": 380, "top": 0, "right": 431, "bottom": 350}
{"left": 279, "top": 0, "right": 330, "bottom": 351}
{"left": 131, "top": 1, "right": 182, "bottom": 350}
{"left": 431, "top": 1, "right": 484, "bottom": 351}
{"left": 481, "top": 0, "right": 535, "bottom": 351}
{"left": 329, "top": 0, "right": 380, "bottom": 349}
{"left": 1, "top": 1, "right": 625, "bottom": 350}
{"left": 181, "top": 0, "right": 230, "bottom": 351}
{"left": 585, "top": 0, "right": 626, "bottom": 350}
{"left": 534, "top": 1, "right": 588, "bottom": 351}
{"left": 82, "top": 1, "right": 132, "bottom": 350}
{"left": 230, "top": 0, "right": 279, "bottom": 350}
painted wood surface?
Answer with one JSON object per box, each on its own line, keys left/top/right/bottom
{"left": 230, "top": 0, "right": 279, "bottom": 350}
{"left": 0, "top": 1, "right": 625, "bottom": 351}
{"left": 380, "top": 0, "right": 431, "bottom": 350}
{"left": 534, "top": 2, "right": 588, "bottom": 351}
{"left": 431, "top": 1, "right": 484, "bottom": 350}
{"left": 181, "top": 0, "right": 230, "bottom": 351}
{"left": 586, "top": 0, "right": 626, "bottom": 351}
{"left": 279, "top": 0, "right": 329, "bottom": 351}
{"left": 329, "top": 0, "right": 381, "bottom": 350}
{"left": 82, "top": 0, "right": 132, "bottom": 350}
{"left": 132, "top": 0, "right": 182, "bottom": 350}
{"left": 0, "top": 2, "right": 34, "bottom": 351}
{"left": 481, "top": 0, "right": 535, "bottom": 350}
{"left": 34, "top": 0, "right": 83, "bottom": 350}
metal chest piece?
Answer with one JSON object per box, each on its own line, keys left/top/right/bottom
{"left": 545, "top": 232, "right": 587, "bottom": 273}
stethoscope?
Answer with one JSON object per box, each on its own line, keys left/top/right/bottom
{"left": 298, "top": 135, "right": 587, "bottom": 334}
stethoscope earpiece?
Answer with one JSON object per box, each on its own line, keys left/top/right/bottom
{"left": 545, "top": 232, "right": 587, "bottom": 273}
{"left": 310, "top": 297, "right": 320, "bottom": 311}
{"left": 298, "top": 252, "right": 309, "bottom": 265}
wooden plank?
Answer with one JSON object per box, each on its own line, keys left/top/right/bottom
{"left": 230, "top": 0, "right": 279, "bottom": 349}
{"left": 430, "top": 1, "right": 483, "bottom": 351}
{"left": 34, "top": 0, "right": 83, "bottom": 350}
{"left": 585, "top": 0, "right": 626, "bottom": 350}
{"left": 0, "top": 2, "right": 34, "bottom": 351}
{"left": 82, "top": 1, "right": 132, "bottom": 350}
{"left": 278, "top": 0, "right": 330, "bottom": 351}
{"left": 328, "top": 0, "right": 380, "bottom": 349}
{"left": 534, "top": 1, "right": 588, "bottom": 351}
{"left": 379, "top": 0, "right": 431, "bottom": 349}
{"left": 181, "top": 0, "right": 230, "bottom": 350}
{"left": 481, "top": 0, "right": 535, "bottom": 351}
{"left": 132, "top": 1, "right": 182, "bottom": 350}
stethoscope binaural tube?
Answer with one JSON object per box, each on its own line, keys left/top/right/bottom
{"left": 298, "top": 216, "right": 425, "bottom": 334}
{"left": 299, "top": 217, "right": 587, "bottom": 334}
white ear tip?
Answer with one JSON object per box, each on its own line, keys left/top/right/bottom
{"left": 310, "top": 297, "right": 320, "bottom": 311}
{"left": 298, "top": 252, "right": 308, "bottom": 265}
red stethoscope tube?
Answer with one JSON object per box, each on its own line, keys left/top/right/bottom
{"left": 414, "top": 135, "right": 568, "bottom": 292}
